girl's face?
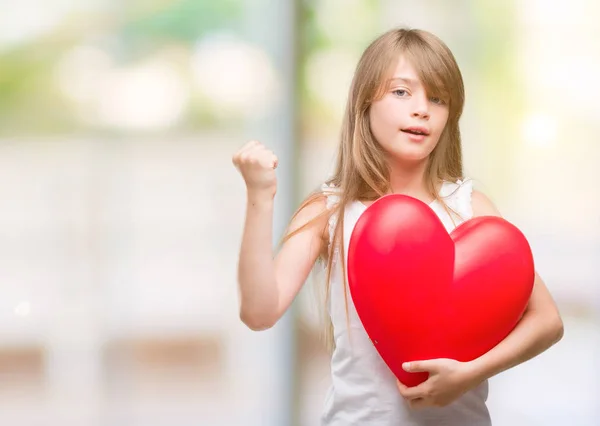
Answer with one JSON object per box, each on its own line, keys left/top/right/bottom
{"left": 369, "top": 55, "right": 449, "bottom": 166}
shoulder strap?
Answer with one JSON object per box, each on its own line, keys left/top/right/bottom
{"left": 439, "top": 179, "right": 474, "bottom": 221}
{"left": 321, "top": 182, "right": 341, "bottom": 249}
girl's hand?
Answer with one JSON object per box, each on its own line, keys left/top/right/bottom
{"left": 232, "top": 140, "right": 278, "bottom": 198}
{"left": 396, "top": 359, "right": 481, "bottom": 409}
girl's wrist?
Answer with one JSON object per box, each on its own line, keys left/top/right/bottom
{"left": 247, "top": 189, "right": 275, "bottom": 207}
{"left": 464, "top": 358, "right": 491, "bottom": 385}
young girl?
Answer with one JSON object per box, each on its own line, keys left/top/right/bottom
{"left": 232, "top": 28, "right": 563, "bottom": 425}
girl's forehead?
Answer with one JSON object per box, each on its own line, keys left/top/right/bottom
{"left": 388, "top": 55, "right": 420, "bottom": 82}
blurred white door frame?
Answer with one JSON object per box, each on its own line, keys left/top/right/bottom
{"left": 225, "top": 1, "right": 300, "bottom": 425}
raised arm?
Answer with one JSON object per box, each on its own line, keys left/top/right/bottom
{"left": 232, "top": 141, "right": 329, "bottom": 331}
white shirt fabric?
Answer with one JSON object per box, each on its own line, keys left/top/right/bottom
{"left": 320, "top": 179, "right": 492, "bottom": 426}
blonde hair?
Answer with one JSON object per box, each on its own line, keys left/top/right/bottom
{"left": 284, "top": 28, "right": 466, "bottom": 350}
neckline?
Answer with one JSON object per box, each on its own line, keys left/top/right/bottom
{"left": 356, "top": 196, "right": 438, "bottom": 211}
{"left": 353, "top": 180, "right": 452, "bottom": 211}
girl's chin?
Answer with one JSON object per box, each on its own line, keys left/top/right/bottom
{"left": 386, "top": 147, "right": 432, "bottom": 164}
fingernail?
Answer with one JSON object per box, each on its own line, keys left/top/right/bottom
{"left": 403, "top": 362, "right": 411, "bottom": 371}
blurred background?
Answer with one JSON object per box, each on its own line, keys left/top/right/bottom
{"left": 0, "top": 0, "right": 598, "bottom": 425}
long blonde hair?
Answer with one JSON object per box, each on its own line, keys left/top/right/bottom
{"left": 285, "top": 28, "right": 466, "bottom": 350}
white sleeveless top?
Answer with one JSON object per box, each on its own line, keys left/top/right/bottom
{"left": 320, "top": 179, "right": 492, "bottom": 426}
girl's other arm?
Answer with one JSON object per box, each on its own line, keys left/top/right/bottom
{"left": 466, "top": 190, "right": 564, "bottom": 378}
{"left": 232, "top": 141, "right": 329, "bottom": 331}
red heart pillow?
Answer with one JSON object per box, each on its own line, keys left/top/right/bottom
{"left": 347, "top": 194, "right": 535, "bottom": 387}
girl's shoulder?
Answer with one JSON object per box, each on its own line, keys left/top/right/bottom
{"left": 470, "top": 187, "right": 502, "bottom": 217}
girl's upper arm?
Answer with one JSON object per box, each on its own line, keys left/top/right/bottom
{"left": 273, "top": 195, "right": 330, "bottom": 320}
{"left": 471, "top": 189, "right": 561, "bottom": 318}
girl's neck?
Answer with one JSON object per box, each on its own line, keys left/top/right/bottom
{"left": 387, "top": 160, "right": 430, "bottom": 199}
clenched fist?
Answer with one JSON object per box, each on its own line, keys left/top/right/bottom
{"left": 232, "top": 140, "right": 278, "bottom": 198}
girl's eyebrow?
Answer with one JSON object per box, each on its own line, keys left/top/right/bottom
{"left": 388, "top": 76, "right": 418, "bottom": 86}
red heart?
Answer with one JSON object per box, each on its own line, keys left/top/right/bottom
{"left": 347, "top": 195, "right": 535, "bottom": 387}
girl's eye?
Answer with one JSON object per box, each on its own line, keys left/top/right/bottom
{"left": 430, "top": 97, "right": 446, "bottom": 105}
{"left": 392, "top": 89, "right": 408, "bottom": 97}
